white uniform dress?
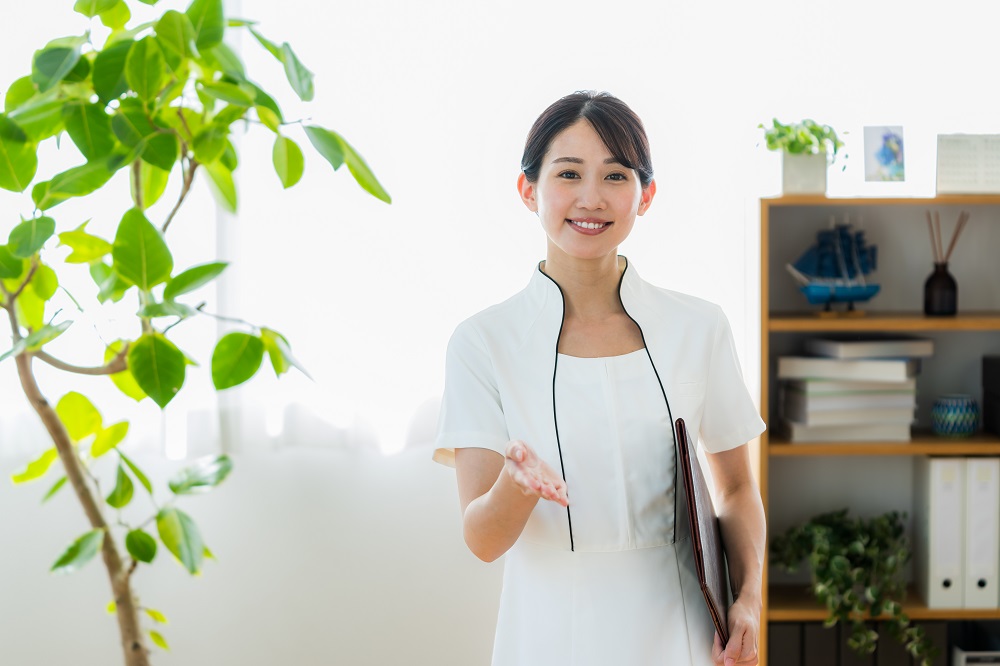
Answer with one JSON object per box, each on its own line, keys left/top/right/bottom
{"left": 433, "top": 258, "right": 767, "bottom": 666}
{"left": 490, "top": 349, "right": 713, "bottom": 666}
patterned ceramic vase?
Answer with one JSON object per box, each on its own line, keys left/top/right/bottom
{"left": 931, "top": 394, "right": 980, "bottom": 437}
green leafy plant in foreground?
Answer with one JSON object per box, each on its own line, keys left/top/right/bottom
{"left": 2, "top": 1, "right": 390, "bottom": 664}
{"left": 770, "top": 509, "right": 936, "bottom": 666}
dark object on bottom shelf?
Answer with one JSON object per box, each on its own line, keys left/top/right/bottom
{"left": 984, "top": 356, "right": 1000, "bottom": 394}
{"left": 985, "top": 390, "right": 1000, "bottom": 437}
{"left": 875, "top": 627, "right": 911, "bottom": 666}
{"left": 769, "top": 623, "right": 803, "bottom": 666}
{"left": 804, "top": 623, "right": 838, "bottom": 666}
{"left": 924, "top": 262, "right": 957, "bottom": 316}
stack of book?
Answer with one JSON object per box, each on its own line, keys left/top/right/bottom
{"left": 777, "top": 335, "right": 933, "bottom": 443}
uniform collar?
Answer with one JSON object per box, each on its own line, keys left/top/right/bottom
{"left": 525, "top": 255, "right": 649, "bottom": 318}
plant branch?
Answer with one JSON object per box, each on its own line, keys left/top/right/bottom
{"left": 9, "top": 257, "right": 40, "bottom": 302}
{"left": 32, "top": 344, "right": 129, "bottom": 375}
{"left": 195, "top": 303, "right": 254, "bottom": 328}
{"left": 162, "top": 156, "right": 199, "bottom": 233}
{"left": 132, "top": 160, "right": 143, "bottom": 210}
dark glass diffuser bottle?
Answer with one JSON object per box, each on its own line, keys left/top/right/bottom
{"left": 924, "top": 262, "right": 957, "bottom": 316}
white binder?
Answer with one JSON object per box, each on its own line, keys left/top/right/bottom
{"left": 914, "top": 457, "right": 965, "bottom": 608}
{"left": 964, "top": 457, "right": 1000, "bottom": 608}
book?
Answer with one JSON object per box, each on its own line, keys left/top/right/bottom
{"left": 783, "top": 420, "right": 912, "bottom": 443}
{"left": 782, "top": 406, "right": 915, "bottom": 427}
{"left": 782, "top": 388, "right": 916, "bottom": 413}
{"left": 777, "top": 356, "right": 921, "bottom": 382}
{"left": 804, "top": 334, "right": 934, "bottom": 359}
{"left": 783, "top": 378, "right": 917, "bottom": 395}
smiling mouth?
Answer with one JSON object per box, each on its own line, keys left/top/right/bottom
{"left": 567, "top": 219, "right": 612, "bottom": 230}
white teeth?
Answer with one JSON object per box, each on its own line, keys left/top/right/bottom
{"left": 570, "top": 220, "right": 608, "bottom": 230}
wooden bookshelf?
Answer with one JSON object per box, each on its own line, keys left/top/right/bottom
{"left": 768, "top": 584, "right": 1000, "bottom": 622}
{"left": 758, "top": 195, "right": 1000, "bottom": 665}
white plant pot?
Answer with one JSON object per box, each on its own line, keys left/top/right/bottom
{"left": 782, "top": 152, "right": 828, "bottom": 194}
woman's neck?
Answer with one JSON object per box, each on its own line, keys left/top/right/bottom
{"left": 540, "top": 252, "right": 626, "bottom": 321}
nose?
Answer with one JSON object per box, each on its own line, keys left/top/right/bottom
{"left": 575, "top": 177, "right": 606, "bottom": 210}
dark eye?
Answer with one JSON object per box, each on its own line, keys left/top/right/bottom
{"left": 607, "top": 172, "right": 627, "bottom": 181}
{"left": 557, "top": 170, "right": 580, "bottom": 179}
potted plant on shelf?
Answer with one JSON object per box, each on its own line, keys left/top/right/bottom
{"left": 1, "top": 0, "right": 389, "bottom": 664}
{"left": 760, "top": 118, "right": 846, "bottom": 194}
{"left": 770, "top": 509, "right": 937, "bottom": 666}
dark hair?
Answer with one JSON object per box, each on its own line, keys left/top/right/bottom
{"left": 520, "top": 91, "right": 653, "bottom": 187}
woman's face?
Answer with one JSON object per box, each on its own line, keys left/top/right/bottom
{"left": 518, "top": 118, "right": 655, "bottom": 262}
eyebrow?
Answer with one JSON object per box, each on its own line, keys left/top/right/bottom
{"left": 551, "top": 157, "right": 623, "bottom": 165}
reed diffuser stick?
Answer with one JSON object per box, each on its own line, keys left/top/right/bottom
{"left": 943, "top": 211, "right": 970, "bottom": 262}
{"left": 926, "top": 210, "right": 940, "bottom": 262}
{"left": 934, "top": 211, "right": 944, "bottom": 264}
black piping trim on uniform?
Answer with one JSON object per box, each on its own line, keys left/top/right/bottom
{"left": 615, "top": 259, "right": 680, "bottom": 545}
{"left": 539, "top": 265, "right": 575, "bottom": 552}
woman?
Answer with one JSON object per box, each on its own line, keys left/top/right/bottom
{"left": 432, "top": 91, "right": 766, "bottom": 666}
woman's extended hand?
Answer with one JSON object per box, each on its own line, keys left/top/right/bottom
{"left": 504, "top": 440, "right": 569, "bottom": 507}
{"left": 712, "top": 596, "right": 760, "bottom": 666}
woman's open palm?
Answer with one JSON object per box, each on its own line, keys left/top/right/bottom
{"left": 504, "top": 440, "right": 569, "bottom": 507}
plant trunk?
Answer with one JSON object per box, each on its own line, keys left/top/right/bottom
{"left": 13, "top": 351, "right": 151, "bottom": 666}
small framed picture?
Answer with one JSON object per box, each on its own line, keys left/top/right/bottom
{"left": 864, "top": 126, "right": 905, "bottom": 181}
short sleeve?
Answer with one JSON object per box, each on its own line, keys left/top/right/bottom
{"left": 431, "top": 321, "right": 510, "bottom": 467}
{"left": 699, "top": 305, "right": 766, "bottom": 454}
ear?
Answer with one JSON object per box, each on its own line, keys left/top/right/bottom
{"left": 637, "top": 179, "right": 657, "bottom": 216}
{"left": 517, "top": 172, "right": 538, "bottom": 213}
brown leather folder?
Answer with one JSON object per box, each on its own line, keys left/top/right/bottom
{"left": 675, "top": 417, "right": 730, "bottom": 645}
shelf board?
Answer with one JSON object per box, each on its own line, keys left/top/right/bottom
{"left": 769, "top": 432, "right": 1000, "bottom": 456}
{"left": 768, "top": 311, "right": 1000, "bottom": 332}
{"left": 763, "top": 194, "right": 1000, "bottom": 207}
{"left": 768, "top": 584, "right": 1000, "bottom": 622}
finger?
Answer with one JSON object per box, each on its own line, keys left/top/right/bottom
{"left": 712, "top": 632, "right": 724, "bottom": 662}
{"left": 724, "top": 629, "right": 744, "bottom": 666}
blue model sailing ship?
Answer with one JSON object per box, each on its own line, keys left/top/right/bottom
{"left": 785, "top": 217, "right": 880, "bottom": 311}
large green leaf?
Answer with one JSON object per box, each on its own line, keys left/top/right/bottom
{"left": 0, "top": 116, "right": 38, "bottom": 193}
{"left": 272, "top": 135, "right": 303, "bottom": 189}
{"left": 197, "top": 80, "right": 253, "bottom": 106}
{"left": 5, "top": 76, "right": 36, "bottom": 114}
{"left": 128, "top": 333, "right": 185, "bottom": 408}
{"left": 99, "top": 0, "right": 131, "bottom": 31}
{"left": 63, "top": 56, "right": 92, "bottom": 84}
{"left": 107, "top": 339, "right": 147, "bottom": 401}
{"left": 14, "top": 286, "right": 44, "bottom": 331}
{"left": 59, "top": 223, "right": 113, "bottom": 263}
{"left": 106, "top": 463, "right": 134, "bottom": 508}
{"left": 119, "top": 451, "right": 152, "bottom": 494}
{"left": 155, "top": 10, "right": 198, "bottom": 72}
{"left": 51, "top": 529, "right": 105, "bottom": 574}
{"left": 156, "top": 507, "right": 203, "bottom": 574}
{"left": 280, "top": 43, "right": 313, "bottom": 102}
{"left": 192, "top": 123, "right": 227, "bottom": 163}
{"left": 126, "top": 36, "right": 165, "bottom": 102}
{"left": 8, "top": 86, "right": 65, "bottom": 142}
{"left": 112, "top": 208, "right": 173, "bottom": 289}
{"left": 203, "top": 160, "right": 236, "bottom": 212}
{"left": 91, "top": 421, "right": 129, "bottom": 458}
{"left": 211, "top": 331, "right": 263, "bottom": 390}
{"left": 186, "top": 0, "right": 224, "bottom": 50}
{"left": 201, "top": 43, "right": 244, "bottom": 80}
{"left": 305, "top": 126, "right": 391, "bottom": 203}
{"left": 260, "top": 327, "right": 310, "bottom": 379}
{"left": 0, "top": 246, "right": 24, "bottom": 278}
{"left": 131, "top": 161, "right": 169, "bottom": 209}
{"left": 90, "top": 261, "right": 130, "bottom": 303}
{"left": 56, "top": 391, "right": 103, "bottom": 442}
{"left": 168, "top": 454, "right": 232, "bottom": 495}
{"left": 74, "top": 0, "right": 119, "bottom": 18}
{"left": 10, "top": 448, "right": 59, "bottom": 484}
{"left": 141, "top": 132, "right": 179, "bottom": 172}
{"left": 93, "top": 39, "right": 133, "bottom": 103}
{"left": 164, "top": 261, "right": 227, "bottom": 299}
{"left": 63, "top": 103, "right": 116, "bottom": 162}
{"left": 9, "top": 216, "right": 55, "bottom": 258}
{"left": 29, "top": 264, "right": 58, "bottom": 301}
{"left": 303, "top": 125, "right": 343, "bottom": 170}
{"left": 32, "top": 159, "right": 115, "bottom": 210}
{"left": 32, "top": 46, "right": 82, "bottom": 93}
{"left": 126, "top": 529, "right": 157, "bottom": 563}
